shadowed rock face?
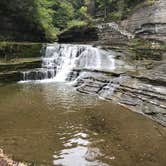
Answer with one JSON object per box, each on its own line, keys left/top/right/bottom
{"left": 58, "top": 26, "right": 98, "bottom": 43}
{"left": 58, "top": 22, "right": 132, "bottom": 47}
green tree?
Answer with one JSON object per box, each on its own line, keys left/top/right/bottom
{"left": 52, "top": 0, "right": 75, "bottom": 30}
{"left": 34, "top": 0, "right": 56, "bottom": 39}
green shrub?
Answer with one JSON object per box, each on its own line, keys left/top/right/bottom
{"left": 67, "top": 20, "right": 87, "bottom": 29}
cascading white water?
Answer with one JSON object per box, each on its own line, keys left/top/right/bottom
{"left": 22, "top": 43, "right": 116, "bottom": 82}
{"left": 53, "top": 44, "right": 104, "bottom": 82}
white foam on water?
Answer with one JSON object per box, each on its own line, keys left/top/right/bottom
{"left": 21, "top": 43, "right": 117, "bottom": 83}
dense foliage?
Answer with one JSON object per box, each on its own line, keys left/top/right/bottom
{"left": 0, "top": 0, "right": 150, "bottom": 41}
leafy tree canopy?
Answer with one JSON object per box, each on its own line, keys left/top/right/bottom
{"left": 0, "top": 0, "right": 147, "bottom": 40}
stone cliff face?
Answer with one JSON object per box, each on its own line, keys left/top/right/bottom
{"left": 59, "top": 1, "right": 166, "bottom": 46}
{"left": 93, "top": 0, "right": 166, "bottom": 46}
{"left": 122, "top": 0, "right": 166, "bottom": 43}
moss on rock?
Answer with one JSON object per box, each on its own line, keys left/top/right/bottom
{"left": 0, "top": 58, "right": 42, "bottom": 72}
{"left": 0, "top": 42, "right": 43, "bottom": 60}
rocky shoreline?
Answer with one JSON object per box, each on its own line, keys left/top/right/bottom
{"left": 72, "top": 66, "right": 166, "bottom": 127}
{"left": 0, "top": 0, "right": 166, "bottom": 127}
{"left": 0, "top": 149, "right": 26, "bottom": 166}
{"left": 57, "top": 0, "right": 166, "bottom": 127}
{"left": 0, "top": 41, "right": 165, "bottom": 127}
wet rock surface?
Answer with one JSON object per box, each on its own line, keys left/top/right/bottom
{"left": 0, "top": 42, "right": 43, "bottom": 82}
{"left": 0, "top": 42, "right": 165, "bottom": 127}
{"left": 0, "top": 71, "right": 22, "bottom": 83}
{"left": 72, "top": 62, "right": 166, "bottom": 127}
{"left": 0, "top": 58, "right": 42, "bottom": 83}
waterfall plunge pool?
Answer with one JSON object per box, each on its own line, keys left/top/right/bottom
{"left": 0, "top": 43, "right": 166, "bottom": 165}
{"left": 0, "top": 82, "right": 166, "bottom": 166}
{"left": 21, "top": 43, "right": 133, "bottom": 83}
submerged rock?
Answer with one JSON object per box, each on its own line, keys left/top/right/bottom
{"left": 1, "top": 42, "right": 165, "bottom": 127}
{"left": 0, "top": 59, "right": 42, "bottom": 72}
{"left": 74, "top": 67, "right": 166, "bottom": 126}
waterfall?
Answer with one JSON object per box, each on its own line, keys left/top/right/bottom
{"left": 22, "top": 43, "right": 116, "bottom": 82}
{"left": 52, "top": 44, "right": 100, "bottom": 82}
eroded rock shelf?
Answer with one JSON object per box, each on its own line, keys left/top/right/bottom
{"left": 72, "top": 63, "right": 166, "bottom": 127}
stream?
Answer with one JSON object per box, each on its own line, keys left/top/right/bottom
{"left": 0, "top": 82, "right": 166, "bottom": 166}
{"left": 0, "top": 43, "right": 166, "bottom": 166}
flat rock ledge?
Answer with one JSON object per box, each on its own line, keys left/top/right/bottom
{"left": 71, "top": 64, "right": 166, "bottom": 127}
{"left": 0, "top": 58, "right": 42, "bottom": 83}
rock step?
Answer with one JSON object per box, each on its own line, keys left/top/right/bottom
{"left": 0, "top": 71, "right": 22, "bottom": 82}
{"left": 75, "top": 74, "right": 166, "bottom": 126}
{"left": 0, "top": 58, "right": 42, "bottom": 72}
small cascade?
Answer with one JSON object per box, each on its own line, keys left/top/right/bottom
{"left": 22, "top": 68, "right": 56, "bottom": 81}
{"left": 54, "top": 44, "right": 103, "bottom": 82}
{"left": 22, "top": 43, "right": 116, "bottom": 82}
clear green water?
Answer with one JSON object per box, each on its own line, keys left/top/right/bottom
{"left": 0, "top": 82, "right": 165, "bottom": 166}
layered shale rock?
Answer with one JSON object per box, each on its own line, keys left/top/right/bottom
{"left": 59, "top": 0, "right": 166, "bottom": 46}
{"left": 96, "top": 22, "right": 133, "bottom": 46}
{"left": 69, "top": 52, "right": 166, "bottom": 127}
{"left": 74, "top": 69, "right": 166, "bottom": 127}
{"left": 0, "top": 42, "right": 43, "bottom": 82}
{"left": 122, "top": 0, "right": 166, "bottom": 42}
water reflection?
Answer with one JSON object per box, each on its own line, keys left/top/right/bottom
{"left": 53, "top": 127, "right": 108, "bottom": 166}
{"left": 1, "top": 83, "right": 108, "bottom": 165}
{"left": 20, "top": 82, "right": 99, "bottom": 111}
{"left": 0, "top": 83, "right": 165, "bottom": 166}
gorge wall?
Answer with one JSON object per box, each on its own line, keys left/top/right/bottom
{"left": 122, "top": 0, "right": 166, "bottom": 43}
{"left": 57, "top": 0, "right": 166, "bottom": 127}
{"left": 59, "top": 0, "right": 166, "bottom": 46}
